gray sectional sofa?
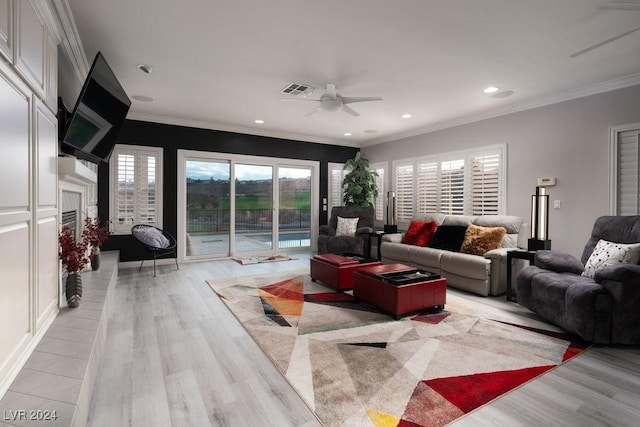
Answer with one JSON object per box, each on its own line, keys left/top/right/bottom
{"left": 380, "top": 213, "right": 527, "bottom": 296}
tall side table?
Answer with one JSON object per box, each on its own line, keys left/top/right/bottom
{"left": 368, "top": 231, "right": 386, "bottom": 260}
{"left": 506, "top": 250, "right": 536, "bottom": 302}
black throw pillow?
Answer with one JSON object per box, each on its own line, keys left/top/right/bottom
{"left": 427, "top": 225, "right": 468, "bottom": 252}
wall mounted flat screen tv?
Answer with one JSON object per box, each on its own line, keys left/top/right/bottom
{"left": 60, "top": 52, "right": 131, "bottom": 164}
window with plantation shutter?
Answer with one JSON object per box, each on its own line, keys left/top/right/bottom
{"left": 616, "top": 130, "right": 639, "bottom": 215}
{"left": 327, "top": 162, "right": 346, "bottom": 214}
{"left": 440, "top": 159, "right": 465, "bottom": 215}
{"left": 392, "top": 144, "right": 506, "bottom": 224}
{"left": 470, "top": 152, "right": 501, "bottom": 215}
{"left": 416, "top": 161, "right": 438, "bottom": 213}
{"left": 109, "top": 145, "right": 163, "bottom": 234}
{"left": 395, "top": 163, "right": 414, "bottom": 221}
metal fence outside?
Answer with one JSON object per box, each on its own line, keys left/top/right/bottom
{"left": 187, "top": 208, "right": 311, "bottom": 233}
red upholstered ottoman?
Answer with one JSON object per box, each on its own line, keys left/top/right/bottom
{"left": 353, "top": 263, "right": 446, "bottom": 319}
{"left": 310, "top": 254, "right": 381, "bottom": 291}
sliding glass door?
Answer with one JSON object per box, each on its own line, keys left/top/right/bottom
{"left": 185, "top": 160, "right": 230, "bottom": 257}
{"left": 234, "top": 163, "right": 273, "bottom": 254}
{"left": 178, "top": 151, "right": 318, "bottom": 260}
{"left": 278, "top": 167, "right": 311, "bottom": 249}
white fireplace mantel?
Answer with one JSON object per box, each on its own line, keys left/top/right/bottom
{"left": 58, "top": 157, "right": 97, "bottom": 186}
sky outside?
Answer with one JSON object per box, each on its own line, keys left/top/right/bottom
{"left": 186, "top": 161, "right": 311, "bottom": 181}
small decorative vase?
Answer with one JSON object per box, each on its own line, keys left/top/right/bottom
{"left": 65, "top": 272, "right": 83, "bottom": 308}
{"left": 91, "top": 249, "right": 101, "bottom": 270}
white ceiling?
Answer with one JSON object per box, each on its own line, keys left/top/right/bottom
{"left": 65, "top": 0, "right": 640, "bottom": 147}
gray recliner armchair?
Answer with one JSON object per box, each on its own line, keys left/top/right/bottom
{"left": 318, "top": 206, "right": 375, "bottom": 255}
{"left": 516, "top": 216, "right": 640, "bottom": 344}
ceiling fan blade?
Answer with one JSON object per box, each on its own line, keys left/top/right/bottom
{"left": 326, "top": 84, "right": 337, "bottom": 99}
{"left": 342, "top": 96, "right": 383, "bottom": 105}
{"left": 305, "top": 105, "right": 322, "bottom": 116}
{"left": 599, "top": 2, "right": 640, "bottom": 10}
{"left": 342, "top": 104, "right": 360, "bottom": 117}
{"left": 281, "top": 98, "right": 319, "bottom": 102}
{"left": 569, "top": 26, "right": 640, "bottom": 57}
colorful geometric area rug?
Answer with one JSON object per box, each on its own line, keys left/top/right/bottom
{"left": 206, "top": 270, "right": 590, "bottom": 427}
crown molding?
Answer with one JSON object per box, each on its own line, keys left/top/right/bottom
{"left": 46, "top": 0, "right": 89, "bottom": 84}
{"left": 126, "top": 112, "right": 360, "bottom": 148}
{"left": 362, "top": 72, "right": 640, "bottom": 147}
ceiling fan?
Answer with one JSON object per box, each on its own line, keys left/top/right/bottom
{"left": 282, "top": 84, "right": 382, "bottom": 117}
{"left": 570, "top": 1, "right": 640, "bottom": 57}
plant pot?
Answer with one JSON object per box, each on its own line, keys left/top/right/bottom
{"left": 65, "top": 272, "right": 83, "bottom": 308}
{"left": 91, "top": 249, "right": 100, "bottom": 270}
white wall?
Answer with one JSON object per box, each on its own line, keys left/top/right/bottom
{"left": 363, "top": 84, "right": 640, "bottom": 257}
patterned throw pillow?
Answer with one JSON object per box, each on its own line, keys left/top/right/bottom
{"left": 582, "top": 239, "right": 640, "bottom": 278}
{"left": 335, "top": 216, "right": 359, "bottom": 236}
{"left": 403, "top": 220, "right": 438, "bottom": 246}
{"left": 460, "top": 224, "right": 507, "bottom": 256}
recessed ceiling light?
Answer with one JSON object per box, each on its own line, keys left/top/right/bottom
{"left": 483, "top": 86, "right": 499, "bottom": 94}
{"left": 401, "top": 114, "right": 412, "bottom": 119}
{"left": 254, "top": 119, "right": 265, "bottom": 124}
{"left": 137, "top": 64, "right": 153, "bottom": 74}
{"left": 132, "top": 95, "right": 153, "bottom": 102}
{"left": 343, "top": 132, "right": 352, "bottom": 136}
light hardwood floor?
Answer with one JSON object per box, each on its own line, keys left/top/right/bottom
{"left": 88, "top": 253, "right": 640, "bottom": 426}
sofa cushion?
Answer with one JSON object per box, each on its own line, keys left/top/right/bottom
{"left": 581, "top": 239, "right": 640, "bottom": 278}
{"left": 460, "top": 224, "right": 506, "bottom": 256}
{"left": 413, "top": 213, "right": 447, "bottom": 225}
{"left": 380, "top": 241, "right": 412, "bottom": 262}
{"left": 474, "top": 215, "right": 523, "bottom": 249}
{"left": 336, "top": 216, "right": 359, "bottom": 236}
{"left": 403, "top": 220, "right": 438, "bottom": 246}
{"left": 407, "top": 245, "right": 442, "bottom": 270}
{"left": 440, "top": 251, "right": 491, "bottom": 280}
{"left": 442, "top": 215, "right": 476, "bottom": 226}
{"left": 427, "top": 225, "right": 467, "bottom": 252}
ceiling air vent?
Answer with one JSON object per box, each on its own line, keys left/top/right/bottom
{"left": 281, "top": 83, "right": 315, "bottom": 97}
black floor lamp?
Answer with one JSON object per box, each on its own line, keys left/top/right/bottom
{"left": 384, "top": 191, "right": 398, "bottom": 233}
{"left": 528, "top": 186, "right": 551, "bottom": 251}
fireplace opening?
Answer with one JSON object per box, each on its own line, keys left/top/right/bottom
{"left": 61, "top": 190, "right": 81, "bottom": 239}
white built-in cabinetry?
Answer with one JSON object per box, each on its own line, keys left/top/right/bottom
{"left": 0, "top": 0, "right": 14, "bottom": 61}
{"left": 0, "top": 0, "right": 58, "bottom": 398}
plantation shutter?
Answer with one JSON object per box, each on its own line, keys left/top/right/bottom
{"left": 328, "top": 163, "right": 345, "bottom": 213}
{"left": 440, "top": 159, "right": 465, "bottom": 215}
{"left": 395, "top": 164, "right": 414, "bottom": 221}
{"left": 470, "top": 152, "right": 501, "bottom": 215}
{"left": 137, "top": 154, "right": 158, "bottom": 225}
{"left": 617, "top": 130, "right": 640, "bottom": 215}
{"left": 416, "top": 161, "right": 438, "bottom": 213}
{"left": 116, "top": 153, "right": 135, "bottom": 229}
{"left": 112, "top": 146, "right": 163, "bottom": 234}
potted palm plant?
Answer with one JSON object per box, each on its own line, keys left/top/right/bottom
{"left": 342, "top": 152, "right": 378, "bottom": 207}
{"left": 59, "top": 227, "right": 89, "bottom": 308}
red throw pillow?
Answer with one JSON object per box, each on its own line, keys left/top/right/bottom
{"left": 403, "top": 220, "right": 438, "bottom": 246}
